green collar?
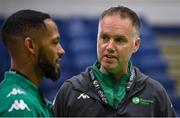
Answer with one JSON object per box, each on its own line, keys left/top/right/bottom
{"left": 3, "top": 71, "right": 46, "bottom": 104}
{"left": 92, "top": 62, "right": 131, "bottom": 86}
{"left": 92, "top": 61, "right": 132, "bottom": 108}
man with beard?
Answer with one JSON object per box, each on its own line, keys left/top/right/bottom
{"left": 53, "top": 6, "right": 176, "bottom": 117}
{"left": 0, "top": 9, "right": 65, "bottom": 117}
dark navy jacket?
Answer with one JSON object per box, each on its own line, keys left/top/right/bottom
{"left": 53, "top": 66, "right": 176, "bottom": 117}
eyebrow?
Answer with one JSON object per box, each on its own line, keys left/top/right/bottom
{"left": 100, "top": 33, "right": 109, "bottom": 36}
{"left": 114, "top": 35, "right": 127, "bottom": 39}
{"left": 101, "top": 32, "right": 127, "bottom": 40}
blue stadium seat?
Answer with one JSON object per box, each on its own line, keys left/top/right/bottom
{"left": 72, "top": 52, "right": 97, "bottom": 73}
{"left": 68, "top": 37, "right": 96, "bottom": 52}
{"left": 65, "top": 17, "right": 92, "bottom": 38}
{"left": 138, "top": 55, "right": 167, "bottom": 73}
{"left": 83, "top": 17, "right": 99, "bottom": 38}
{"left": 69, "top": 35, "right": 97, "bottom": 73}
{"left": 138, "top": 37, "right": 160, "bottom": 57}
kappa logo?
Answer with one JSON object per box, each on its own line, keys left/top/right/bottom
{"left": 7, "top": 88, "right": 25, "bottom": 97}
{"left": 8, "top": 99, "right": 31, "bottom": 112}
{"left": 77, "top": 93, "right": 90, "bottom": 99}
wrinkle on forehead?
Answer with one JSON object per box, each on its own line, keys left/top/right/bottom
{"left": 101, "top": 15, "right": 132, "bottom": 28}
{"left": 99, "top": 15, "right": 133, "bottom": 37}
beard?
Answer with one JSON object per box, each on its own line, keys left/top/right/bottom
{"left": 37, "top": 48, "right": 60, "bottom": 81}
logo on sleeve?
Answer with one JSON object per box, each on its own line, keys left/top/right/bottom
{"left": 8, "top": 99, "right": 31, "bottom": 112}
{"left": 7, "top": 88, "right": 25, "bottom": 97}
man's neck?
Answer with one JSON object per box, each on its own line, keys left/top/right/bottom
{"left": 11, "top": 62, "right": 42, "bottom": 85}
{"left": 100, "top": 67, "right": 128, "bottom": 84}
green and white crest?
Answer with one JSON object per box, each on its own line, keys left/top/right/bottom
{"left": 132, "top": 97, "right": 140, "bottom": 104}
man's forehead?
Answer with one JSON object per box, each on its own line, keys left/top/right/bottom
{"left": 99, "top": 15, "right": 133, "bottom": 31}
{"left": 100, "top": 14, "right": 133, "bottom": 26}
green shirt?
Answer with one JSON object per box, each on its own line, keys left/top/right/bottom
{"left": 0, "top": 70, "right": 53, "bottom": 117}
{"left": 92, "top": 62, "right": 131, "bottom": 109}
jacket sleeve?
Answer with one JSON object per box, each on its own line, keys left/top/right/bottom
{"left": 53, "top": 82, "right": 72, "bottom": 117}
{"left": 161, "top": 86, "right": 176, "bottom": 117}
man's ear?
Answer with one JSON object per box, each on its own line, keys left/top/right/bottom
{"left": 133, "top": 37, "right": 140, "bottom": 53}
{"left": 24, "top": 37, "right": 36, "bottom": 54}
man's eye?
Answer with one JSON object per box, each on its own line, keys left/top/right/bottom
{"left": 116, "top": 37, "right": 123, "bottom": 42}
{"left": 52, "top": 40, "right": 59, "bottom": 45}
{"left": 101, "top": 35, "right": 109, "bottom": 41}
{"left": 115, "top": 37, "right": 126, "bottom": 43}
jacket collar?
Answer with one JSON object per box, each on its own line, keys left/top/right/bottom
{"left": 67, "top": 66, "right": 149, "bottom": 102}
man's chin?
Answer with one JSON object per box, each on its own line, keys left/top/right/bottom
{"left": 52, "top": 72, "right": 60, "bottom": 81}
{"left": 104, "top": 65, "right": 119, "bottom": 73}
{"left": 50, "top": 77, "right": 59, "bottom": 81}
{"left": 47, "top": 75, "right": 60, "bottom": 81}
{"left": 44, "top": 70, "right": 60, "bottom": 82}
{"left": 103, "top": 63, "right": 116, "bottom": 69}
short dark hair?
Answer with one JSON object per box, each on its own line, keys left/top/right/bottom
{"left": 1, "top": 9, "right": 51, "bottom": 47}
{"left": 100, "top": 6, "right": 140, "bottom": 32}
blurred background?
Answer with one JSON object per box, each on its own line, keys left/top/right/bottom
{"left": 0, "top": 0, "right": 180, "bottom": 116}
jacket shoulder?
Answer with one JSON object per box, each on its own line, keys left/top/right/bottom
{"left": 134, "top": 66, "right": 165, "bottom": 91}
{"left": 145, "top": 77, "right": 167, "bottom": 93}
{"left": 0, "top": 83, "right": 48, "bottom": 117}
{"left": 65, "top": 70, "right": 91, "bottom": 91}
{"left": 0, "top": 86, "right": 38, "bottom": 117}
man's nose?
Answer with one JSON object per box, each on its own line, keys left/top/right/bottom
{"left": 58, "top": 44, "right": 65, "bottom": 57}
{"left": 106, "top": 39, "right": 115, "bottom": 53}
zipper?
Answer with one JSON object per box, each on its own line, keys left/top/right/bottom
{"left": 113, "top": 83, "right": 119, "bottom": 109}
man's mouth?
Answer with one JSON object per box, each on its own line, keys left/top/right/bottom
{"left": 104, "top": 54, "right": 116, "bottom": 59}
{"left": 56, "top": 59, "right": 61, "bottom": 66}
